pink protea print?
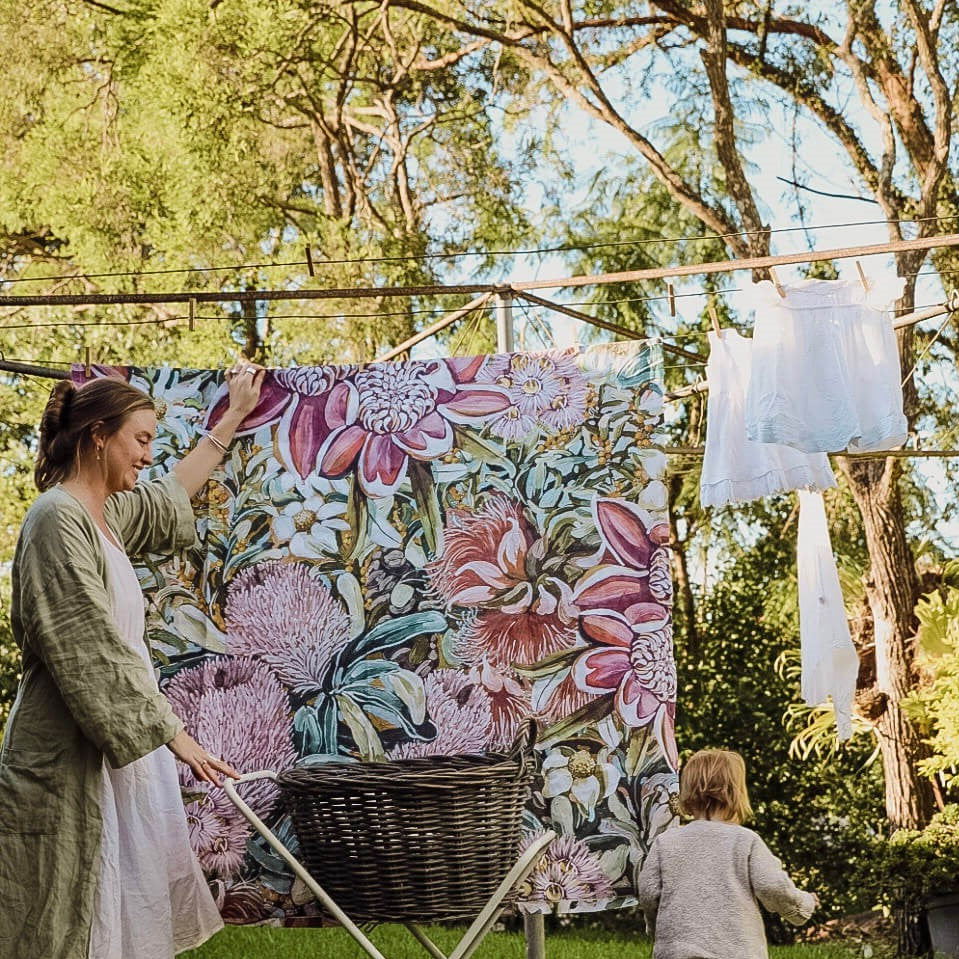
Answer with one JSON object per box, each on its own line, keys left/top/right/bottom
{"left": 315, "top": 358, "right": 510, "bottom": 497}
{"left": 467, "top": 660, "right": 532, "bottom": 749}
{"left": 225, "top": 560, "right": 351, "bottom": 694}
{"left": 183, "top": 793, "right": 251, "bottom": 879}
{"left": 517, "top": 833, "right": 614, "bottom": 904}
{"left": 387, "top": 669, "right": 493, "bottom": 758}
{"left": 569, "top": 497, "right": 678, "bottom": 770}
{"left": 163, "top": 656, "right": 296, "bottom": 818}
{"left": 205, "top": 366, "right": 349, "bottom": 478}
{"left": 534, "top": 671, "right": 598, "bottom": 728}
{"left": 429, "top": 495, "right": 577, "bottom": 669}
{"left": 477, "top": 349, "right": 589, "bottom": 439}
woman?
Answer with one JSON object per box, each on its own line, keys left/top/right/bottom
{"left": 0, "top": 362, "right": 264, "bottom": 958}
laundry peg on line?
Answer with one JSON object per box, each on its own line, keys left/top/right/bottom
{"left": 84, "top": 345, "right": 92, "bottom": 378}
{"left": 768, "top": 267, "right": 786, "bottom": 298}
{"left": 305, "top": 245, "right": 315, "bottom": 277}
{"left": 708, "top": 302, "right": 722, "bottom": 336}
{"left": 668, "top": 283, "right": 676, "bottom": 317}
{"left": 856, "top": 261, "right": 870, "bottom": 292}
{"left": 188, "top": 298, "right": 197, "bottom": 332}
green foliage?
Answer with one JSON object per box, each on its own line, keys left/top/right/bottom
{"left": 676, "top": 504, "right": 886, "bottom": 937}
{"left": 855, "top": 803, "right": 959, "bottom": 953}
{"left": 903, "top": 577, "right": 959, "bottom": 792}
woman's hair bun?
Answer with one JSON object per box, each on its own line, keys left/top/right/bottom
{"left": 52, "top": 380, "right": 76, "bottom": 431}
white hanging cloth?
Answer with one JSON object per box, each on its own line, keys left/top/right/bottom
{"left": 797, "top": 490, "right": 859, "bottom": 740}
{"left": 700, "top": 329, "right": 835, "bottom": 508}
{"left": 744, "top": 277, "right": 907, "bottom": 453}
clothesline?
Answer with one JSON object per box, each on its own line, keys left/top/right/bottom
{"left": 666, "top": 446, "right": 959, "bottom": 459}
{"left": 4, "top": 213, "right": 957, "bottom": 288}
{"left": 1, "top": 232, "right": 957, "bottom": 308}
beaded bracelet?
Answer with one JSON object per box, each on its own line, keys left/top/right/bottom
{"left": 199, "top": 429, "right": 230, "bottom": 455}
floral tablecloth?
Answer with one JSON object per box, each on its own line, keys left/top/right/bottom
{"left": 81, "top": 341, "right": 678, "bottom": 922}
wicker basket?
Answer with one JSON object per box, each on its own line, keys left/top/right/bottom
{"left": 276, "top": 720, "right": 538, "bottom": 923}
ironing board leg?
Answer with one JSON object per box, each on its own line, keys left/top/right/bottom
{"left": 405, "top": 923, "right": 449, "bottom": 959}
{"left": 524, "top": 912, "right": 546, "bottom": 959}
{"left": 447, "top": 830, "right": 556, "bottom": 959}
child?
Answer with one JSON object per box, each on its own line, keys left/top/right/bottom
{"left": 636, "top": 749, "right": 817, "bottom": 959}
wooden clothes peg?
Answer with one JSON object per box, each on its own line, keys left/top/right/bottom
{"left": 768, "top": 267, "right": 786, "bottom": 298}
{"left": 856, "top": 261, "right": 870, "bottom": 292}
{"left": 668, "top": 283, "right": 676, "bottom": 317}
{"left": 84, "top": 345, "right": 92, "bottom": 377}
{"left": 305, "top": 245, "right": 315, "bottom": 277}
{"left": 188, "top": 298, "right": 197, "bottom": 332}
{"left": 708, "top": 302, "right": 722, "bottom": 335}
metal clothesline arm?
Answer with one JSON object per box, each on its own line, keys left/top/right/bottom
{"left": 1, "top": 232, "right": 957, "bottom": 308}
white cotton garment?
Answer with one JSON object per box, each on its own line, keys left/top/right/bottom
{"left": 797, "top": 490, "right": 859, "bottom": 741}
{"left": 90, "top": 531, "right": 223, "bottom": 959}
{"left": 744, "top": 276, "right": 907, "bottom": 453}
{"left": 700, "top": 329, "right": 835, "bottom": 508}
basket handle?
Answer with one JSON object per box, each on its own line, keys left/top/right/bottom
{"left": 508, "top": 717, "right": 539, "bottom": 776}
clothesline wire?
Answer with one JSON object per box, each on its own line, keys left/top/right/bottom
{"left": 3, "top": 261, "right": 953, "bottom": 329}
{"left": 0, "top": 269, "right": 950, "bottom": 333}
{"left": 0, "top": 232, "right": 957, "bottom": 311}
{"left": 0, "top": 300, "right": 950, "bottom": 375}
{"left": 901, "top": 308, "right": 956, "bottom": 389}
{"left": 3, "top": 214, "right": 958, "bottom": 288}
{"left": 665, "top": 445, "right": 959, "bottom": 460}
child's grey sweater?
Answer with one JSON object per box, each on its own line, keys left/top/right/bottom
{"left": 636, "top": 819, "right": 816, "bottom": 959}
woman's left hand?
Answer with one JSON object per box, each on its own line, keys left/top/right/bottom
{"left": 167, "top": 729, "right": 240, "bottom": 788}
{"left": 223, "top": 361, "right": 265, "bottom": 421}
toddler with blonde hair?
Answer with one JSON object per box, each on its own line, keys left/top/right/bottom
{"left": 637, "top": 749, "right": 817, "bottom": 959}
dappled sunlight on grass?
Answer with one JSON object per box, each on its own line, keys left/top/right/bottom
{"left": 181, "top": 923, "right": 864, "bottom": 959}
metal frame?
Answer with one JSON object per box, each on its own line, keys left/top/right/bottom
{"left": 224, "top": 771, "right": 556, "bottom": 959}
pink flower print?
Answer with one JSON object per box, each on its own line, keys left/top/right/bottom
{"left": 163, "top": 656, "right": 296, "bottom": 820}
{"left": 205, "top": 366, "right": 350, "bottom": 478}
{"left": 71, "top": 364, "right": 130, "bottom": 385}
{"left": 184, "top": 794, "right": 252, "bottom": 879}
{"left": 517, "top": 833, "right": 614, "bottom": 904}
{"left": 225, "top": 561, "right": 351, "bottom": 694}
{"left": 316, "top": 359, "right": 510, "bottom": 497}
{"left": 569, "top": 497, "right": 677, "bottom": 769}
{"left": 428, "top": 495, "right": 577, "bottom": 668}
{"left": 387, "top": 669, "right": 493, "bottom": 758}
{"left": 467, "top": 660, "right": 532, "bottom": 749}
{"left": 477, "top": 348, "right": 589, "bottom": 439}
{"left": 572, "top": 607, "right": 677, "bottom": 769}
{"left": 534, "top": 671, "right": 597, "bottom": 727}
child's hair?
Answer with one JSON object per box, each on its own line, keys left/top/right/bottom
{"left": 678, "top": 748, "right": 753, "bottom": 824}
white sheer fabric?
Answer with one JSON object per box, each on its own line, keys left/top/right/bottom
{"left": 90, "top": 531, "right": 223, "bottom": 959}
{"left": 701, "top": 329, "right": 835, "bottom": 508}
{"left": 744, "top": 277, "right": 907, "bottom": 453}
{"left": 797, "top": 491, "right": 859, "bottom": 741}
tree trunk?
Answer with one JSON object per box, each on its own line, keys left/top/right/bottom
{"left": 840, "top": 455, "right": 935, "bottom": 829}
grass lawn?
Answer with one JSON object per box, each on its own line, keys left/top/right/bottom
{"left": 181, "top": 923, "right": 863, "bottom": 959}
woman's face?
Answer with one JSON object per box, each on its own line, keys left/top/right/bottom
{"left": 100, "top": 408, "right": 157, "bottom": 493}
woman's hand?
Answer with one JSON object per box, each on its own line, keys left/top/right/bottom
{"left": 173, "top": 360, "right": 266, "bottom": 498}
{"left": 166, "top": 729, "right": 239, "bottom": 788}
{"left": 222, "top": 360, "right": 265, "bottom": 422}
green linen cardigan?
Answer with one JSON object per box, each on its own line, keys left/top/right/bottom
{"left": 0, "top": 472, "right": 197, "bottom": 959}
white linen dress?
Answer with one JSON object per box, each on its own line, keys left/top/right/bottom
{"left": 89, "top": 531, "right": 223, "bottom": 958}
{"left": 700, "top": 328, "right": 835, "bottom": 507}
